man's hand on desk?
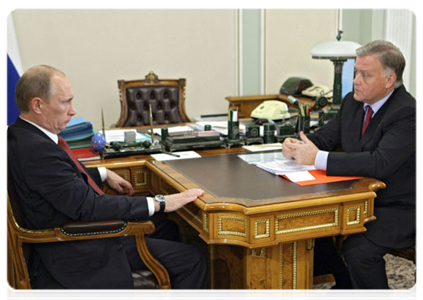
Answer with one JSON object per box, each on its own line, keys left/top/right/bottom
{"left": 106, "top": 169, "right": 134, "bottom": 196}
{"left": 155, "top": 189, "right": 204, "bottom": 213}
{"left": 282, "top": 131, "right": 319, "bottom": 165}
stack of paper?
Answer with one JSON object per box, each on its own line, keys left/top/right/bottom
{"left": 256, "top": 159, "right": 316, "bottom": 175}
{"left": 59, "top": 117, "right": 95, "bottom": 149}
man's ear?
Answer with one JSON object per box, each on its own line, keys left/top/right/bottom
{"left": 385, "top": 73, "right": 397, "bottom": 89}
{"left": 30, "top": 97, "right": 44, "bottom": 114}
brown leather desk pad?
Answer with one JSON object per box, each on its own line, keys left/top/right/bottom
{"left": 165, "top": 153, "right": 357, "bottom": 202}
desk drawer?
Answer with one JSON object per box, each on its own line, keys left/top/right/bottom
{"left": 103, "top": 166, "right": 150, "bottom": 195}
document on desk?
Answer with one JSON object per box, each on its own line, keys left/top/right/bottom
{"left": 238, "top": 151, "right": 285, "bottom": 164}
{"left": 256, "top": 159, "right": 316, "bottom": 175}
{"left": 242, "top": 143, "right": 282, "bottom": 152}
{"left": 256, "top": 158, "right": 363, "bottom": 185}
{"left": 150, "top": 151, "right": 201, "bottom": 161}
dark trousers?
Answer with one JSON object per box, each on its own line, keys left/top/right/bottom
{"left": 123, "top": 237, "right": 208, "bottom": 300}
{"left": 342, "top": 233, "right": 390, "bottom": 289}
{"left": 314, "top": 234, "right": 390, "bottom": 300}
{"left": 313, "top": 237, "right": 352, "bottom": 289}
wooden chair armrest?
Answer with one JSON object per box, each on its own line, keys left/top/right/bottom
{"left": 61, "top": 219, "right": 127, "bottom": 236}
{"left": 11, "top": 218, "right": 155, "bottom": 243}
{"left": 9, "top": 217, "right": 171, "bottom": 288}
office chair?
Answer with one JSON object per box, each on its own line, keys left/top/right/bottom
{"left": 115, "top": 71, "right": 190, "bottom": 127}
{"left": 7, "top": 174, "right": 171, "bottom": 289}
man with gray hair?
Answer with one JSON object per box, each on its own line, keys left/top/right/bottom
{"left": 282, "top": 40, "right": 415, "bottom": 288}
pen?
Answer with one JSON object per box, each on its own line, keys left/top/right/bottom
{"left": 163, "top": 151, "right": 180, "bottom": 158}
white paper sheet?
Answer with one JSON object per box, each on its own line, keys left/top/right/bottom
{"left": 283, "top": 171, "right": 315, "bottom": 182}
{"left": 242, "top": 143, "right": 282, "bottom": 152}
{"left": 152, "top": 125, "right": 195, "bottom": 135}
{"left": 150, "top": 151, "right": 201, "bottom": 161}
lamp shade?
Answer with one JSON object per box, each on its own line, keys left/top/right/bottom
{"left": 311, "top": 40, "right": 362, "bottom": 59}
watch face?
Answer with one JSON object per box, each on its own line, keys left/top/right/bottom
{"left": 155, "top": 195, "right": 166, "bottom": 202}
{"left": 155, "top": 195, "right": 166, "bottom": 213}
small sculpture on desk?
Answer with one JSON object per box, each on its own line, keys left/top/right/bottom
{"left": 243, "top": 124, "right": 263, "bottom": 145}
{"left": 91, "top": 132, "right": 107, "bottom": 152}
{"left": 225, "top": 109, "right": 244, "bottom": 148}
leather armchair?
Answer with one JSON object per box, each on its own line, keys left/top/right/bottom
{"left": 7, "top": 176, "right": 170, "bottom": 289}
{"left": 115, "top": 71, "right": 190, "bottom": 127}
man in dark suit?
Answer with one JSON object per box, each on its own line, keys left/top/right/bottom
{"left": 282, "top": 40, "right": 415, "bottom": 289}
{"left": 8, "top": 65, "right": 208, "bottom": 289}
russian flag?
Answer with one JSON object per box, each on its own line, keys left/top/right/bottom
{"left": 7, "top": 14, "right": 23, "bottom": 125}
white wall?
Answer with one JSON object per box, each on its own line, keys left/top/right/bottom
{"left": 265, "top": 9, "right": 336, "bottom": 94}
{"left": 13, "top": 9, "right": 237, "bottom": 129}
{"left": 13, "top": 9, "right": 336, "bottom": 130}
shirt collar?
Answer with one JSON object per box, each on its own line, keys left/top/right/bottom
{"left": 363, "top": 89, "right": 395, "bottom": 116}
{"left": 19, "top": 117, "right": 59, "bottom": 144}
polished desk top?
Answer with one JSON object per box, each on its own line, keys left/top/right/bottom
{"left": 86, "top": 147, "right": 384, "bottom": 213}
{"left": 161, "top": 153, "right": 374, "bottom": 203}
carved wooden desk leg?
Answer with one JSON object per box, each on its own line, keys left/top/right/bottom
{"left": 209, "top": 239, "right": 314, "bottom": 289}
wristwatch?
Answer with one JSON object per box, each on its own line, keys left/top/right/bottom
{"left": 154, "top": 195, "right": 166, "bottom": 213}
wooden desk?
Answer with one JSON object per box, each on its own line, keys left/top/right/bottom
{"left": 85, "top": 148, "right": 384, "bottom": 289}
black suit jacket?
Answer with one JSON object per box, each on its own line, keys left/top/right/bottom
{"left": 8, "top": 118, "right": 150, "bottom": 288}
{"left": 308, "top": 85, "right": 415, "bottom": 248}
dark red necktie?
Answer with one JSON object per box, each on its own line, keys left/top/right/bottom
{"left": 361, "top": 106, "right": 374, "bottom": 136}
{"left": 58, "top": 136, "right": 104, "bottom": 195}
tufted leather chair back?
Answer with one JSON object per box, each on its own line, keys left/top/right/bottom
{"left": 116, "top": 71, "right": 190, "bottom": 127}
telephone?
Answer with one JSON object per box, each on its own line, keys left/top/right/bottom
{"left": 280, "top": 77, "right": 313, "bottom": 96}
{"left": 301, "top": 85, "right": 333, "bottom": 98}
{"left": 251, "top": 100, "right": 290, "bottom": 121}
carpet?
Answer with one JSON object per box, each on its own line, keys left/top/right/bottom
{"left": 313, "top": 254, "right": 416, "bottom": 300}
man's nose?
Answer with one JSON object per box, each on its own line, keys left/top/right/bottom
{"left": 353, "top": 73, "right": 361, "bottom": 85}
{"left": 69, "top": 103, "right": 77, "bottom": 116}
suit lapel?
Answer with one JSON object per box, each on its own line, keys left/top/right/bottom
{"left": 359, "top": 92, "right": 394, "bottom": 148}
{"left": 348, "top": 103, "right": 365, "bottom": 151}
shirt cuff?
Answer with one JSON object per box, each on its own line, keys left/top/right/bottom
{"left": 315, "top": 150, "right": 329, "bottom": 171}
{"left": 98, "top": 167, "right": 107, "bottom": 182}
{"left": 146, "top": 197, "right": 155, "bottom": 217}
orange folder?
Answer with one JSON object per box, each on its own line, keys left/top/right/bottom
{"left": 281, "top": 170, "right": 363, "bottom": 186}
